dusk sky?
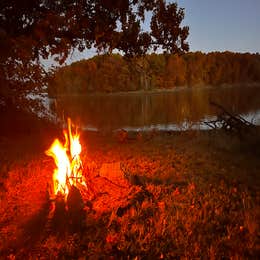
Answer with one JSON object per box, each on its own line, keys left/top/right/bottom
{"left": 176, "top": 0, "right": 260, "bottom": 53}
{"left": 63, "top": 0, "right": 260, "bottom": 64}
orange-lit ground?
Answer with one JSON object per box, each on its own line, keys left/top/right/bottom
{"left": 0, "top": 113, "right": 259, "bottom": 258}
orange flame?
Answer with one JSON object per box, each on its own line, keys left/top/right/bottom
{"left": 45, "top": 118, "right": 86, "bottom": 198}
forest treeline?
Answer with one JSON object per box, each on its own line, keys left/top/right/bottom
{"left": 48, "top": 52, "right": 260, "bottom": 97}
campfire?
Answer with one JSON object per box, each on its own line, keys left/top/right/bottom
{"left": 44, "top": 117, "right": 134, "bottom": 231}
{"left": 45, "top": 118, "right": 87, "bottom": 200}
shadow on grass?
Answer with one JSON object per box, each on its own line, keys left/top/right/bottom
{"left": 2, "top": 186, "right": 87, "bottom": 258}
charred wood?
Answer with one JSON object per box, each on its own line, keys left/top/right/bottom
{"left": 67, "top": 185, "right": 86, "bottom": 233}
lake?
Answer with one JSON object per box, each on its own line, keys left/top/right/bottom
{"left": 49, "top": 85, "right": 260, "bottom": 132}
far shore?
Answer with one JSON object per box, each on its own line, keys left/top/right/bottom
{"left": 49, "top": 82, "right": 260, "bottom": 98}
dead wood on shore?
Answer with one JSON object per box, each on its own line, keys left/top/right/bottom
{"left": 204, "top": 101, "right": 256, "bottom": 138}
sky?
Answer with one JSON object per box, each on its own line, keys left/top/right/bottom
{"left": 55, "top": 0, "right": 260, "bottom": 65}
{"left": 175, "top": 0, "right": 260, "bottom": 53}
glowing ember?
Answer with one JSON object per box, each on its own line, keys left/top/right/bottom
{"left": 45, "top": 118, "right": 86, "bottom": 198}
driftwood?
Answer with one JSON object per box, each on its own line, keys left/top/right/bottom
{"left": 204, "top": 101, "right": 256, "bottom": 137}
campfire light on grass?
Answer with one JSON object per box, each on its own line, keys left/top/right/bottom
{"left": 45, "top": 118, "right": 86, "bottom": 199}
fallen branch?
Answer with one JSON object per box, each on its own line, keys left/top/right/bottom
{"left": 204, "top": 101, "right": 256, "bottom": 137}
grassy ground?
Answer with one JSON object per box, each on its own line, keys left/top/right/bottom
{"left": 0, "top": 111, "right": 259, "bottom": 259}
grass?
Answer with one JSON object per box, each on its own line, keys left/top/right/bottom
{"left": 0, "top": 122, "right": 259, "bottom": 259}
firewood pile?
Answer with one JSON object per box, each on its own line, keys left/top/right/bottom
{"left": 204, "top": 101, "right": 256, "bottom": 137}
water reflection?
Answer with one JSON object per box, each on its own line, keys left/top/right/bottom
{"left": 50, "top": 86, "right": 260, "bottom": 131}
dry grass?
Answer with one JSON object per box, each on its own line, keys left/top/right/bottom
{"left": 0, "top": 127, "right": 259, "bottom": 259}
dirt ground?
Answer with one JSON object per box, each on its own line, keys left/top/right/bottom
{"left": 0, "top": 112, "right": 259, "bottom": 258}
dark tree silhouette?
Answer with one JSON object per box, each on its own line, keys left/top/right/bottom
{"left": 0, "top": 0, "right": 189, "bottom": 111}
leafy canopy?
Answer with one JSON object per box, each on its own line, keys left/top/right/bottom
{"left": 0, "top": 0, "right": 189, "bottom": 110}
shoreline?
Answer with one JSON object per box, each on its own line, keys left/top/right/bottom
{"left": 50, "top": 83, "right": 260, "bottom": 98}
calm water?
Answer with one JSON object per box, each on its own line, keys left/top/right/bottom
{"left": 49, "top": 86, "right": 260, "bottom": 131}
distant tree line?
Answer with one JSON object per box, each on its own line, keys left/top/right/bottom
{"left": 48, "top": 52, "right": 260, "bottom": 97}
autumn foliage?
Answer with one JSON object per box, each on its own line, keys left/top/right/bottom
{"left": 48, "top": 52, "right": 260, "bottom": 96}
